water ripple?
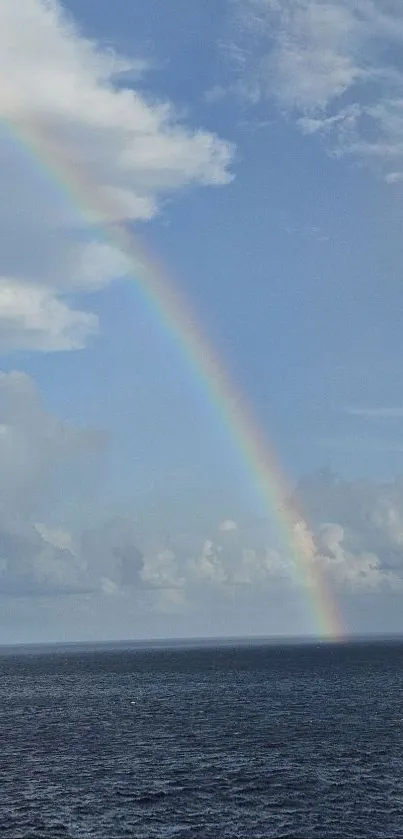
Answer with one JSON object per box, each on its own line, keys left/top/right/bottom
{"left": 1, "top": 641, "right": 403, "bottom": 837}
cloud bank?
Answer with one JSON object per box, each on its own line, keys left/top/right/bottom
{"left": 1, "top": 377, "right": 402, "bottom": 608}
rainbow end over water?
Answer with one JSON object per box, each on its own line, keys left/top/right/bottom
{"left": 2, "top": 116, "right": 345, "bottom": 640}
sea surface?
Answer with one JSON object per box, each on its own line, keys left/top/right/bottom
{"left": 1, "top": 639, "right": 403, "bottom": 838}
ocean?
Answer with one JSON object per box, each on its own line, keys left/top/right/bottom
{"left": 1, "top": 639, "right": 403, "bottom": 838}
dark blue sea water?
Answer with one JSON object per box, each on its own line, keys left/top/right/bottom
{"left": 1, "top": 640, "right": 403, "bottom": 838}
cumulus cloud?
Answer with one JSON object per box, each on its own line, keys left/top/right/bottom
{"left": 185, "top": 480, "right": 403, "bottom": 596}
{"left": 81, "top": 516, "right": 187, "bottom": 599}
{"left": 231, "top": 0, "right": 403, "bottom": 181}
{"left": 189, "top": 524, "right": 291, "bottom": 589}
{"left": 316, "top": 521, "right": 401, "bottom": 591}
{"left": 141, "top": 548, "right": 185, "bottom": 590}
{"left": 2, "top": 372, "right": 403, "bottom": 605}
{"left": 0, "top": 0, "right": 234, "bottom": 353}
{"left": 190, "top": 540, "right": 228, "bottom": 585}
{"left": 0, "top": 278, "right": 97, "bottom": 352}
{"left": 294, "top": 468, "right": 403, "bottom": 590}
{"left": 0, "top": 0, "right": 233, "bottom": 200}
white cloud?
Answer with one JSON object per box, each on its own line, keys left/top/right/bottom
{"left": 100, "top": 576, "right": 121, "bottom": 597}
{"left": 176, "top": 478, "right": 403, "bottom": 597}
{"left": 189, "top": 526, "right": 291, "bottom": 589}
{"left": 35, "top": 523, "right": 77, "bottom": 554}
{"left": 0, "top": 0, "right": 233, "bottom": 206}
{"left": 0, "top": 0, "right": 234, "bottom": 353}
{"left": 141, "top": 548, "right": 185, "bottom": 589}
{"left": 191, "top": 540, "right": 228, "bottom": 584}
{"left": 259, "top": 0, "right": 363, "bottom": 111}
{"left": 385, "top": 171, "right": 403, "bottom": 184}
{"left": 2, "top": 374, "right": 403, "bottom": 605}
{"left": 0, "top": 278, "right": 97, "bottom": 352}
{"left": 295, "top": 469, "right": 403, "bottom": 588}
{"left": 219, "top": 518, "right": 238, "bottom": 531}
{"left": 315, "top": 521, "right": 402, "bottom": 592}
{"left": 232, "top": 0, "right": 403, "bottom": 180}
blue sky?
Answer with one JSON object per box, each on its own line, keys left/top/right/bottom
{"left": 50, "top": 0, "right": 403, "bottom": 480}
{"left": 2, "top": 0, "right": 403, "bottom": 642}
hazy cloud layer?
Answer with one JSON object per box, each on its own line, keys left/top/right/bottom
{"left": 0, "top": 0, "right": 234, "bottom": 353}
{"left": 0, "top": 371, "right": 104, "bottom": 515}
{"left": 230, "top": 0, "right": 403, "bottom": 181}
{"left": 0, "top": 371, "right": 104, "bottom": 596}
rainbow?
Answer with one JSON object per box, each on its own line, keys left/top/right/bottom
{"left": 2, "top": 117, "right": 344, "bottom": 639}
